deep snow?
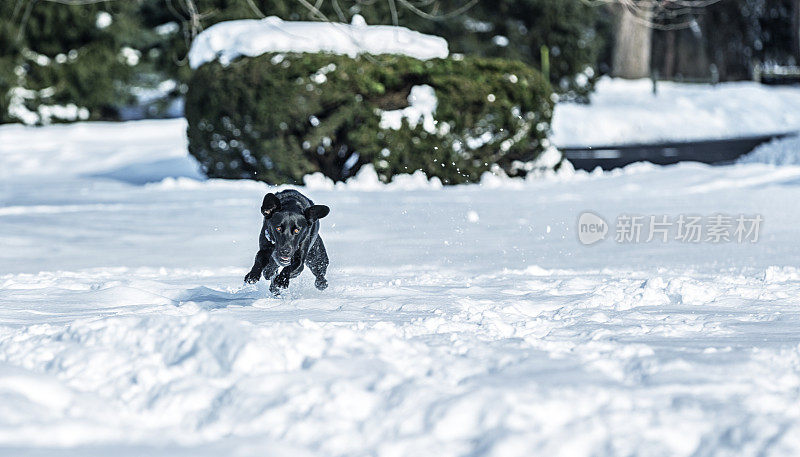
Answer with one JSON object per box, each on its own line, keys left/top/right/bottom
{"left": 2, "top": 119, "right": 800, "bottom": 456}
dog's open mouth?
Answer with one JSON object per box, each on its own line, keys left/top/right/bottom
{"left": 279, "top": 255, "right": 291, "bottom": 264}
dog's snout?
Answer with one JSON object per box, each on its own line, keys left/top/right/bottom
{"left": 276, "top": 247, "right": 293, "bottom": 264}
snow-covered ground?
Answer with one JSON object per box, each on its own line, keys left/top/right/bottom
{"left": 740, "top": 135, "right": 800, "bottom": 166}
{"left": 553, "top": 78, "right": 800, "bottom": 147}
{"left": 3, "top": 119, "right": 800, "bottom": 456}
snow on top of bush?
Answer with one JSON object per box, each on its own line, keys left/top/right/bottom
{"left": 378, "top": 84, "right": 438, "bottom": 134}
{"left": 188, "top": 15, "right": 448, "bottom": 69}
{"left": 7, "top": 87, "right": 90, "bottom": 126}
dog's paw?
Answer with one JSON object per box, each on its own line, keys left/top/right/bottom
{"left": 269, "top": 283, "right": 281, "bottom": 296}
{"left": 244, "top": 270, "right": 261, "bottom": 284}
{"left": 315, "top": 277, "right": 328, "bottom": 290}
{"left": 272, "top": 274, "right": 290, "bottom": 290}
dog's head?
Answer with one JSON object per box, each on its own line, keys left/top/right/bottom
{"left": 261, "top": 193, "right": 329, "bottom": 266}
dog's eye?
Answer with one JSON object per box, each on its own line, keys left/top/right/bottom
{"left": 293, "top": 228, "right": 300, "bottom": 234}
{"left": 276, "top": 227, "right": 282, "bottom": 232}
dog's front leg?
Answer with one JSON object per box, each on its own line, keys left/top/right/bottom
{"left": 270, "top": 254, "right": 302, "bottom": 293}
{"left": 245, "top": 247, "right": 273, "bottom": 283}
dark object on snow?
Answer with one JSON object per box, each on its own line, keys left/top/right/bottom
{"left": 244, "top": 189, "right": 330, "bottom": 294}
{"left": 561, "top": 132, "right": 795, "bottom": 171}
{"left": 755, "top": 66, "right": 800, "bottom": 86}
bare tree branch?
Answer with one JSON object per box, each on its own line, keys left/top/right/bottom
{"left": 581, "top": 0, "right": 723, "bottom": 30}
{"left": 395, "top": 0, "right": 478, "bottom": 20}
{"left": 11, "top": 0, "right": 480, "bottom": 67}
{"left": 41, "top": 0, "right": 113, "bottom": 4}
{"left": 16, "top": 0, "right": 36, "bottom": 43}
{"left": 331, "top": 0, "right": 347, "bottom": 22}
{"left": 245, "top": 0, "right": 266, "bottom": 18}
{"left": 295, "top": 0, "right": 330, "bottom": 21}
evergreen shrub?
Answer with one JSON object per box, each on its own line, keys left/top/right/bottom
{"left": 185, "top": 52, "right": 554, "bottom": 184}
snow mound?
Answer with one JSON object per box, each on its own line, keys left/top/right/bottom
{"left": 188, "top": 15, "right": 449, "bottom": 69}
{"left": 304, "top": 164, "right": 443, "bottom": 191}
{"left": 738, "top": 135, "right": 800, "bottom": 166}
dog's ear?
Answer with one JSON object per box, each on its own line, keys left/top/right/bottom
{"left": 304, "top": 205, "right": 330, "bottom": 222}
{"left": 261, "top": 193, "right": 281, "bottom": 218}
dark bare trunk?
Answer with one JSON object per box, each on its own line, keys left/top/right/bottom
{"left": 663, "top": 30, "right": 676, "bottom": 78}
{"left": 793, "top": 0, "right": 800, "bottom": 62}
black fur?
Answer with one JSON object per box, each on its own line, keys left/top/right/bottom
{"left": 244, "top": 190, "right": 330, "bottom": 294}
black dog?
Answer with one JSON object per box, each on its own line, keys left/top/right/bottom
{"left": 244, "top": 190, "right": 330, "bottom": 294}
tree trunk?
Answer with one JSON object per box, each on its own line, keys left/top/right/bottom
{"left": 612, "top": 4, "right": 653, "bottom": 79}
{"left": 663, "top": 30, "right": 675, "bottom": 79}
{"left": 793, "top": 0, "right": 800, "bottom": 63}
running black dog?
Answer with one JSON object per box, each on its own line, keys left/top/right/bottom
{"left": 244, "top": 190, "right": 330, "bottom": 294}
